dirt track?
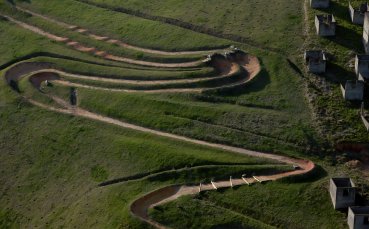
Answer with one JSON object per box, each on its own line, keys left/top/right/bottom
{"left": 1, "top": 14, "right": 204, "bottom": 68}
{"left": 16, "top": 6, "right": 229, "bottom": 56}
{"left": 5, "top": 56, "right": 314, "bottom": 229}
{"left": 26, "top": 95, "right": 314, "bottom": 229}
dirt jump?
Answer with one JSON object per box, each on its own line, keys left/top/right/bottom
{"left": 15, "top": 6, "right": 229, "bottom": 56}
{"left": 4, "top": 50, "right": 260, "bottom": 94}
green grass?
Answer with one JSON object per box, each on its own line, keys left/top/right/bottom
{"left": 150, "top": 179, "right": 347, "bottom": 229}
{"left": 74, "top": 0, "right": 304, "bottom": 54}
{"left": 13, "top": 0, "right": 231, "bottom": 51}
{"left": 0, "top": 4, "right": 208, "bottom": 63}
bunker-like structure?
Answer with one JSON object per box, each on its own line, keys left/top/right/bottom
{"left": 315, "top": 14, "right": 337, "bottom": 36}
{"left": 341, "top": 81, "right": 365, "bottom": 101}
{"left": 304, "top": 50, "right": 327, "bottom": 73}
{"left": 363, "top": 13, "right": 369, "bottom": 53}
{"left": 310, "top": 0, "right": 330, "bottom": 8}
{"left": 355, "top": 55, "right": 369, "bottom": 81}
{"left": 330, "top": 178, "right": 356, "bottom": 209}
{"left": 349, "top": 2, "right": 369, "bottom": 25}
{"left": 348, "top": 206, "right": 369, "bottom": 229}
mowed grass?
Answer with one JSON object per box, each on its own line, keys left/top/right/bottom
{"left": 304, "top": 0, "right": 369, "bottom": 143}
{"left": 149, "top": 179, "right": 347, "bottom": 229}
{"left": 74, "top": 0, "right": 304, "bottom": 54}
{"left": 13, "top": 0, "right": 231, "bottom": 51}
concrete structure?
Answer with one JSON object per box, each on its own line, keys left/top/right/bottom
{"left": 310, "top": 0, "right": 330, "bottom": 8}
{"left": 341, "top": 81, "right": 364, "bottom": 101}
{"left": 330, "top": 178, "right": 356, "bottom": 209}
{"left": 315, "top": 14, "right": 336, "bottom": 36}
{"left": 349, "top": 2, "right": 369, "bottom": 25}
{"left": 356, "top": 55, "right": 369, "bottom": 81}
{"left": 304, "top": 50, "right": 327, "bottom": 73}
{"left": 348, "top": 206, "right": 369, "bottom": 229}
{"left": 363, "top": 13, "right": 369, "bottom": 53}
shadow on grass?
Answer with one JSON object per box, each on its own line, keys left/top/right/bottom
{"left": 323, "top": 61, "right": 356, "bottom": 84}
{"left": 277, "top": 164, "right": 328, "bottom": 184}
{"left": 209, "top": 67, "right": 271, "bottom": 97}
{"left": 325, "top": 26, "right": 363, "bottom": 52}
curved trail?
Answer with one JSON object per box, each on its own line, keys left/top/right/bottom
{"left": 8, "top": 54, "right": 259, "bottom": 94}
{"left": 15, "top": 6, "right": 229, "bottom": 56}
{"left": 0, "top": 14, "right": 203, "bottom": 68}
{"left": 7, "top": 59, "right": 313, "bottom": 229}
{"left": 11, "top": 64, "right": 238, "bottom": 86}
{"left": 26, "top": 95, "right": 314, "bottom": 229}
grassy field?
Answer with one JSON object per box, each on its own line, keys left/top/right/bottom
{"left": 11, "top": 0, "right": 231, "bottom": 51}
{"left": 149, "top": 179, "right": 347, "bottom": 229}
{"left": 72, "top": 0, "right": 305, "bottom": 54}
{"left": 2, "top": 0, "right": 368, "bottom": 228}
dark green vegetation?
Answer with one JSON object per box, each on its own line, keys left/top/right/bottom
{"left": 1, "top": 0, "right": 367, "bottom": 228}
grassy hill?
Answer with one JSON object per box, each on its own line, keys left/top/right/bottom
{"left": 1, "top": 0, "right": 368, "bottom": 228}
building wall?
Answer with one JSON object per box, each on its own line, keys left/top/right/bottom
{"left": 315, "top": 18, "right": 336, "bottom": 36}
{"left": 329, "top": 180, "right": 337, "bottom": 208}
{"left": 363, "top": 14, "right": 369, "bottom": 53}
{"left": 350, "top": 6, "right": 365, "bottom": 25}
{"left": 335, "top": 188, "right": 356, "bottom": 209}
{"left": 310, "top": 0, "right": 330, "bottom": 8}
{"left": 348, "top": 208, "right": 355, "bottom": 229}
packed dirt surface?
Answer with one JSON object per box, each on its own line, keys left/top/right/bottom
{"left": 16, "top": 6, "right": 229, "bottom": 56}
{"left": 0, "top": 14, "right": 204, "bottom": 68}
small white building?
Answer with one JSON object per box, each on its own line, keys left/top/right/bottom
{"left": 355, "top": 55, "right": 369, "bottom": 81}
{"left": 315, "top": 14, "right": 337, "bottom": 36}
{"left": 348, "top": 206, "right": 369, "bottom": 229}
{"left": 341, "top": 81, "right": 365, "bottom": 101}
{"left": 310, "top": 0, "right": 330, "bottom": 8}
{"left": 330, "top": 178, "right": 356, "bottom": 209}
{"left": 349, "top": 2, "right": 369, "bottom": 25}
{"left": 304, "top": 50, "right": 327, "bottom": 73}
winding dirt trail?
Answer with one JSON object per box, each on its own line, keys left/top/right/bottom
{"left": 0, "top": 14, "right": 203, "bottom": 68}
{"left": 6, "top": 59, "right": 314, "bottom": 228}
{"left": 15, "top": 6, "right": 229, "bottom": 56}
{"left": 26, "top": 94, "right": 314, "bottom": 229}
{"left": 6, "top": 53, "right": 259, "bottom": 94}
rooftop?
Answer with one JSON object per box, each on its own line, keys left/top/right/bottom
{"left": 331, "top": 177, "right": 355, "bottom": 188}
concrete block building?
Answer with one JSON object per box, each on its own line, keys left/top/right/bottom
{"left": 348, "top": 206, "right": 369, "bottom": 229}
{"left": 349, "top": 2, "right": 369, "bottom": 25}
{"left": 355, "top": 55, "right": 369, "bottom": 81}
{"left": 315, "top": 14, "right": 336, "bottom": 36}
{"left": 330, "top": 178, "right": 356, "bottom": 209}
{"left": 304, "top": 50, "right": 327, "bottom": 73}
{"left": 341, "top": 81, "right": 365, "bottom": 101}
{"left": 310, "top": 0, "right": 330, "bottom": 8}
